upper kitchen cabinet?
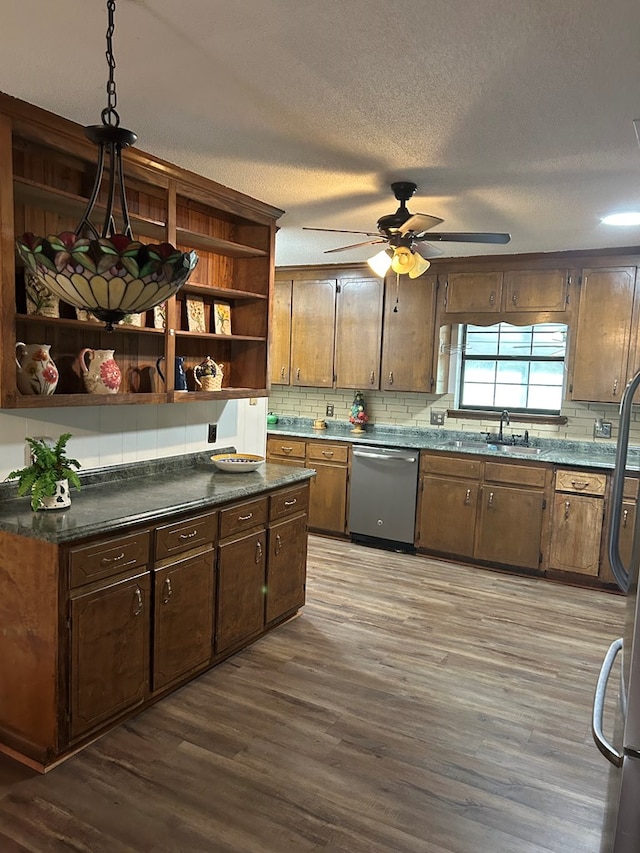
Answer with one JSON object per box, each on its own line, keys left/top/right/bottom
{"left": 270, "top": 279, "right": 292, "bottom": 385}
{"left": 380, "top": 274, "right": 438, "bottom": 392}
{"left": 569, "top": 266, "right": 637, "bottom": 403}
{"left": 290, "top": 278, "right": 336, "bottom": 387}
{"left": 333, "top": 276, "right": 383, "bottom": 389}
{"left": 441, "top": 268, "right": 570, "bottom": 319}
{"left": 0, "top": 94, "right": 281, "bottom": 409}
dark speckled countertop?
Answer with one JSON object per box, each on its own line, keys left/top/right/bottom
{"left": 0, "top": 447, "right": 314, "bottom": 544}
{"left": 268, "top": 418, "right": 640, "bottom": 471}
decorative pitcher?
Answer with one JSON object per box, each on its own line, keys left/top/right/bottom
{"left": 194, "top": 356, "right": 223, "bottom": 392}
{"left": 156, "top": 355, "right": 188, "bottom": 391}
{"left": 15, "top": 342, "right": 59, "bottom": 395}
{"left": 79, "top": 348, "right": 122, "bottom": 395}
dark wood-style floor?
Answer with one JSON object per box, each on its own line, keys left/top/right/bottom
{"left": 0, "top": 536, "right": 625, "bottom": 852}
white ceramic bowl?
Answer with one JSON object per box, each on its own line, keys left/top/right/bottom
{"left": 210, "top": 453, "right": 265, "bottom": 472}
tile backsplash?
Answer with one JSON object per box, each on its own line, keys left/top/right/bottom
{"left": 268, "top": 387, "right": 640, "bottom": 445}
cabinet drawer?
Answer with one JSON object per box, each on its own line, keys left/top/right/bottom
{"left": 266, "top": 438, "right": 306, "bottom": 460}
{"left": 219, "top": 497, "right": 268, "bottom": 539}
{"left": 555, "top": 469, "right": 607, "bottom": 496}
{"left": 69, "top": 530, "right": 151, "bottom": 589}
{"left": 306, "top": 442, "right": 349, "bottom": 464}
{"left": 154, "top": 510, "right": 217, "bottom": 561}
{"left": 270, "top": 484, "right": 309, "bottom": 521}
{"left": 484, "top": 461, "right": 547, "bottom": 488}
{"left": 421, "top": 452, "right": 482, "bottom": 480}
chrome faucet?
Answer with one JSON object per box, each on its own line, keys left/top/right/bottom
{"left": 498, "top": 409, "right": 510, "bottom": 442}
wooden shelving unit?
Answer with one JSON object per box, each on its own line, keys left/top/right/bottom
{"left": 0, "top": 93, "right": 282, "bottom": 408}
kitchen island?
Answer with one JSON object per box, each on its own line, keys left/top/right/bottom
{"left": 0, "top": 451, "right": 314, "bottom": 772}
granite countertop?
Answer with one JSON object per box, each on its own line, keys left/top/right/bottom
{"left": 267, "top": 418, "right": 640, "bottom": 472}
{"left": 0, "top": 448, "right": 314, "bottom": 544}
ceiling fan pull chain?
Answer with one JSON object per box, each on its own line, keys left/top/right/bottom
{"left": 393, "top": 271, "right": 400, "bottom": 313}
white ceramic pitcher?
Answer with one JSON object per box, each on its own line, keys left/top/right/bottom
{"left": 78, "top": 348, "right": 122, "bottom": 395}
{"left": 15, "top": 342, "right": 59, "bottom": 395}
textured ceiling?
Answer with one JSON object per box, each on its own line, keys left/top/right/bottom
{"left": 2, "top": 0, "right": 640, "bottom": 266}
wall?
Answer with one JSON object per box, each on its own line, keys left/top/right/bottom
{"left": 268, "top": 386, "right": 640, "bottom": 446}
{"left": 0, "top": 398, "right": 268, "bottom": 480}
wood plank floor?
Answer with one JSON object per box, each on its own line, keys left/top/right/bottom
{"left": 0, "top": 535, "right": 626, "bottom": 852}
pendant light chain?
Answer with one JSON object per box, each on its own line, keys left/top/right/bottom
{"left": 102, "top": 0, "right": 120, "bottom": 128}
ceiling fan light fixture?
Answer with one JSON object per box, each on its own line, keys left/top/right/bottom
{"left": 15, "top": 0, "right": 197, "bottom": 331}
{"left": 408, "top": 251, "right": 431, "bottom": 279}
{"left": 367, "top": 248, "right": 393, "bottom": 277}
{"left": 601, "top": 211, "right": 640, "bottom": 226}
{"left": 390, "top": 247, "right": 430, "bottom": 278}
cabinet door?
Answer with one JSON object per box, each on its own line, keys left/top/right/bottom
{"left": 381, "top": 275, "right": 437, "bottom": 391}
{"left": 266, "top": 514, "right": 308, "bottom": 623}
{"left": 549, "top": 493, "right": 603, "bottom": 575}
{"left": 570, "top": 267, "right": 636, "bottom": 403}
{"left": 306, "top": 461, "right": 348, "bottom": 534}
{"left": 475, "top": 485, "right": 544, "bottom": 569}
{"left": 334, "top": 277, "right": 383, "bottom": 389}
{"left": 600, "top": 500, "right": 636, "bottom": 584}
{"left": 153, "top": 549, "right": 215, "bottom": 692}
{"left": 69, "top": 571, "right": 150, "bottom": 741}
{"left": 271, "top": 279, "right": 292, "bottom": 385}
{"left": 290, "top": 279, "right": 336, "bottom": 387}
{"left": 445, "top": 271, "right": 503, "bottom": 313}
{"left": 503, "top": 269, "right": 568, "bottom": 312}
{"left": 216, "top": 529, "right": 266, "bottom": 653}
{"left": 417, "top": 475, "right": 477, "bottom": 557}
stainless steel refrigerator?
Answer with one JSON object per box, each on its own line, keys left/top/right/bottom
{"left": 592, "top": 371, "right": 640, "bottom": 852}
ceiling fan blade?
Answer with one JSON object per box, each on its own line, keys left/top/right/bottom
{"left": 425, "top": 231, "right": 511, "bottom": 244}
{"left": 303, "top": 226, "right": 381, "bottom": 237}
{"left": 398, "top": 213, "right": 444, "bottom": 236}
{"left": 324, "top": 239, "right": 387, "bottom": 254}
{"left": 413, "top": 241, "right": 444, "bottom": 257}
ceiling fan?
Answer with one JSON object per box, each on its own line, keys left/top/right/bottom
{"left": 303, "top": 181, "right": 511, "bottom": 278}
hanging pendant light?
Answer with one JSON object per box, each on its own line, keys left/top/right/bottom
{"left": 15, "top": 0, "right": 198, "bottom": 331}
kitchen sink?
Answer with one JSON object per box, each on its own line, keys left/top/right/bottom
{"left": 486, "top": 444, "right": 542, "bottom": 456}
{"left": 444, "top": 440, "right": 492, "bottom": 450}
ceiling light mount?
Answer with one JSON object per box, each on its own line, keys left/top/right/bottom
{"left": 16, "top": 0, "right": 197, "bottom": 331}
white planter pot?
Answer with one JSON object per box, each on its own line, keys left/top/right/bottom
{"left": 39, "top": 478, "right": 71, "bottom": 511}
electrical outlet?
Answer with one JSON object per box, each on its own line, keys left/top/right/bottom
{"left": 326, "top": 404, "right": 334, "bottom": 417}
{"left": 593, "top": 419, "right": 612, "bottom": 439}
{"left": 207, "top": 423, "right": 217, "bottom": 443}
{"left": 430, "top": 410, "right": 445, "bottom": 426}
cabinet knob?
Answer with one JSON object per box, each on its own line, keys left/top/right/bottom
{"left": 564, "top": 500, "right": 571, "bottom": 520}
{"left": 464, "top": 488, "right": 471, "bottom": 505}
{"left": 613, "top": 378, "right": 619, "bottom": 395}
{"left": 489, "top": 291, "right": 496, "bottom": 306}
{"left": 370, "top": 371, "right": 375, "bottom": 385}
{"left": 388, "top": 371, "right": 393, "bottom": 385}
{"left": 623, "top": 509, "right": 629, "bottom": 528}
{"left": 296, "top": 367, "right": 301, "bottom": 380}
{"left": 488, "top": 491, "right": 494, "bottom": 508}
{"left": 280, "top": 366, "right": 285, "bottom": 379}
{"left": 512, "top": 292, "right": 518, "bottom": 305}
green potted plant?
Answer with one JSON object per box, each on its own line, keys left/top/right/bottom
{"left": 7, "top": 432, "right": 81, "bottom": 511}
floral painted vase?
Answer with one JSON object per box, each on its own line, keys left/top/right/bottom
{"left": 15, "top": 342, "right": 59, "bottom": 395}
{"left": 79, "top": 348, "right": 122, "bottom": 395}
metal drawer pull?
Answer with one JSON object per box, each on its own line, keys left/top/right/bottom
{"left": 101, "top": 551, "right": 126, "bottom": 564}
{"left": 613, "top": 378, "right": 618, "bottom": 394}
{"left": 370, "top": 371, "right": 375, "bottom": 384}
{"left": 255, "top": 541, "right": 263, "bottom": 563}
{"left": 284, "top": 499, "right": 297, "bottom": 506}
{"left": 464, "top": 489, "right": 471, "bottom": 505}
{"left": 488, "top": 491, "right": 494, "bottom": 507}
{"left": 275, "top": 533, "right": 282, "bottom": 556}
{"left": 162, "top": 578, "right": 172, "bottom": 604}
{"left": 280, "top": 366, "right": 285, "bottom": 379}
{"left": 133, "top": 587, "right": 143, "bottom": 616}
{"left": 282, "top": 446, "right": 293, "bottom": 454}
{"left": 512, "top": 292, "right": 518, "bottom": 305}
{"left": 388, "top": 371, "right": 393, "bottom": 385}
{"left": 321, "top": 450, "right": 334, "bottom": 458}
{"left": 179, "top": 529, "right": 198, "bottom": 539}
{"left": 564, "top": 500, "right": 571, "bottom": 520}
{"left": 570, "top": 480, "right": 589, "bottom": 490}
{"left": 239, "top": 513, "right": 254, "bottom": 521}
{"left": 296, "top": 368, "right": 301, "bottom": 380}
{"left": 489, "top": 291, "right": 495, "bottom": 305}
{"left": 623, "top": 509, "right": 629, "bottom": 528}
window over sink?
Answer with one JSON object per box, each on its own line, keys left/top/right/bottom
{"left": 458, "top": 322, "right": 567, "bottom": 413}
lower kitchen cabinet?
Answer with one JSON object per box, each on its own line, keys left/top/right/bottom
{"left": 267, "top": 513, "right": 308, "bottom": 623}
{"left": 548, "top": 469, "right": 607, "bottom": 577}
{"left": 600, "top": 476, "right": 639, "bottom": 584}
{"left": 69, "top": 569, "right": 151, "bottom": 741}
{"left": 305, "top": 441, "right": 350, "bottom": 534}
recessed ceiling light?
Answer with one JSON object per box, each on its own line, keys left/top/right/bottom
{"left": 601, "top": 212, "right": 640, "bottom": 226}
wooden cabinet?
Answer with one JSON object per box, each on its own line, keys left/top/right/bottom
{"left": 334, "top": 277, "right": 384, "bottom": 389}
{"left": 216, "top": 497, "right": 268, "bottom": 653}
{"left": 417, "top": 452, "right": 550, "bottom": 572}
{"left": 380, "top": 274, "right": 438, "bottom": 392}
{"left": 0, "top": 93, "right": 280, "bottom": 408}
{"left": 570, "top": 267, "right": 637, "bottom": 403}
{"left": 271, "top": 279, "right": 292, "bottom": 385}
{"left": 600, "top": 476, "right": 638, "bottom": 585}
{"left": 290, "top": 279, "right": 336, "bottom": 387}
{"left": 416, "top": 454, "right": 480, "bottom": 556}
{"left": 305, "top": 441, "right": 350, "bottom": 534}
{"left": 548, "top": 469, "right": 606, "bottom": 576}
{"left": 266, "top": 437, "right": 306, "bottom": 467}
{"left": 443, "top": 268, "right": 569, "bottom": 316}
{"left": 266, "top": 484, "right": 309, "bottom": 624}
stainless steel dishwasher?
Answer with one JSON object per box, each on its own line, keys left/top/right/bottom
{"left": 348, "top": 445, "right": 419, "bottom": 550}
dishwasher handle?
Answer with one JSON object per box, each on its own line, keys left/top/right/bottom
{"left": 352, "top": 450, "right": 416, "bottom": 463}
{"left": 592, "top": 637, "right": 623, "bottom": 767}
